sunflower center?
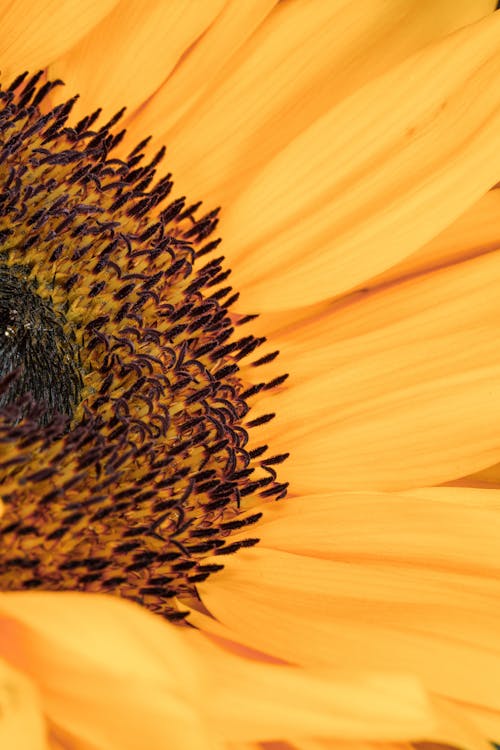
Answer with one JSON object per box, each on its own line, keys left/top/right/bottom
{"left": 0, "top": 263, "right": 82, "bottom": 423}
{"left": 0, "top": 72, "right": 288, "bottom": 622}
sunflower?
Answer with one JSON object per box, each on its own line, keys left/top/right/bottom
{"left": 1, "top": 2, "right": 500, "bottom": 749}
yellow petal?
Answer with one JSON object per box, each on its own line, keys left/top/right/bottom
{"left": 244, "top": 491, "right": 500, "bottom": 571}
{"left": 441, "top": 459, "right": 500, "bottom": 489}
{"left": 285, "top": 743, "right": 479, "bottom": 750}
{"left": 215, "top": 11, "right": 500, "bottom": 310}
{"left": 402, "top": 485, "right": 500, "bottom": 507}
{"left": 0, "top": 592, "right": 435, "bottom": 746}
{"left": 456, "top": 703, "right": 500, "bottom": 745}
{"left": 0, "top": 657, "right": 47, "bottom": 750}
{"left": 454, "top": 467, "right": 500, "bottom": 488}
{"left": 189, "top": 616, "right": 492, "bottom": 750}
{"left": 0, "top": 593, "right": 212, "bottom": 750}
{"left": 290, "top": 703, "right": 495, "bottom": 750}
{"left": 283, "top": 743, "right": 412, "bottom": 750}
{"left": 249, "top": 186, "right": 498, "bottom": 342}
{"left": 423, "top": 696, "right": 494, "bottom": 750}
{"left": 156, "top": 0, "right": 497, "bottom": 210}
{"left": 186, "top": 620, "right": 492, "bottom": 749}
{"left": 198, "top": 488, "right": 500, "bottom": 716}
{"left": 353, "top": 188, "right": 500, "bottom": 293}
{"left": 0, "top": 0, "right": 118, "bottom": 79}
{"left": 186, "top": 631, "right": 436, "bottom": 744}
{"left": 49, "top": 0, "right": 226, "bottom": 122}
{"left": 124, "top": 0, "right": 279, "bottom": 145}
{"left": 255, "top": 250, "right": 500, "bottom": 491}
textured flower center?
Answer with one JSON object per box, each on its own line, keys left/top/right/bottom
{"left": 0, "top": 72, "right": 288, "bottom": 621}
{"left": 0, "top": 263, "right": 82, "bottom": 423}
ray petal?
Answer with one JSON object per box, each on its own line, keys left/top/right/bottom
{"left": 48, "top": 0, "right": 226, "bottom": 121}
{"left": 245, "top": 490, "right": 500, "bottom": 571}
{"left": 124, "top": 0, "right": 279, "bottom": 144}
{"left": 250, "top": 185, "right": 500, "bottom": 340}
{"left": 0, "top": 591, "right": 436, "bottom": 747}
{"left": 253, "top": 251, "right": 500, "bottom": 491}
{"left": 215, "top": 12, "right": 500, "bottom": 310}
{"left": 185, "top": 631, "right": 436, "bottom": 744}
{"left": 158, "top": 0, "right": 497, "bottom": 211}
{"left": 446, "top": 464, "right": 500, "bottom": 489}
{"left": 0, "top": 0, "right": 118, "bottom": 79}
{"left": 198, "top": 534, "right": 500, "bottom": 718}
{"left": 0, "top": 657, "right": 47, "bottom": 750}
{"left": 351, "top": 189, "right": 500, "bottom": 293}
{"left": 0, "top": 593, "right": 212, "bottom": 750}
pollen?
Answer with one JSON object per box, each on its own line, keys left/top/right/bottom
{"left": 0, "top": 72, "right": 288, "bottom": 622}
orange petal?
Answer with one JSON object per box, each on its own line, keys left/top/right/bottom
{"left": 0, "top": 593, "right": 213, "bottom": 750}
{"left": 402, "top": 485, "right": 500, "bottom": 507}
{"left": 48, "top": 0, "right": 226, "bottom": 122}
{"left": 420, "top": 696, "right": 494, "bottom": 750}
{"left": 265, "top": 189, "right": 500, "bottom": 339}
{"left": 352, "top": 188, "right": 500, "bottom": 293}
{"left": 201, "top": 545, "right": 500, "bottom": 711}
{"left": 158, "top": 0, "right": 497, "bottom": 210}
{"left": 124, "top": 0, "right": 279, "bottom": 146}
{"left": 198, "top": 488, "right": 500, "bottom": 718}
{"left": 185, "top": 631, "right": 436, "bottom": 744}
{"left": 242, "top": 491, "right": 500, "bottom": 570}
{"left": 254, "top": 250, "right": 500, "bottom": 491}
{"left": 286, "top": 743, "right": 415, "bottom": 750}
{"left": 0, "top": 591, "right": 436, "bottom": 746}
{"left": 0, "top": 657, "right": 47, "bottom": 750}
{"left": 214, "top": 11, "right": 500, "bottom": 310}
{"left": 446, "top": 463, "right": 500, "bottom": 489}
{"left": 455, "top": 703, "right": 500, "bottom": 746}
{"left": 0, "top": 0, "right": 118, "bottom": 80}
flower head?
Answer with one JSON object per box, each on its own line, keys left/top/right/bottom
{"left": 0, "top": 72, "right": 289, "bottom": 622}
{"left": 2, "top": 2, "right": 500, "bottom": 749}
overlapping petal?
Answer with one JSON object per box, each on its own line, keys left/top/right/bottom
{"left": 353, "top": 188, "right": 500, "bottom": 293}
{"left": 0, "top": 592, "right": 439, "bottom": 748}
{"left": 197, "top": 489, "right": 500, "bottom": 739}
{"left": 0, "top": 657, "right": 47, "bottom": 750}
{"left": 143, "top": 0, "right": 497, "bottom": 209}
{"left": 48, "top": 0, "right": 228, "bottom": 122}
{"left": 44, "top": 3, "right": 500, "bottom": 315}
{"left": 446, "top": 463, "right": 500, "bottom": 489}
{"left": 0, "top": 0, "right": 118, "bottom": 79}
{"left": 0, "top": 593, "right": 212, "bottom": 750}
{"left": 185, "top": 630, "right": 436, "bottom": 745}
{"left": 124, "top": 0, "right": 279, "bottom": 142}
{"left": 252, "top": 250, "right": 500, "bottom": 491}
{"left": 215, "top": 11, "right": 500, "bottom": 310}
